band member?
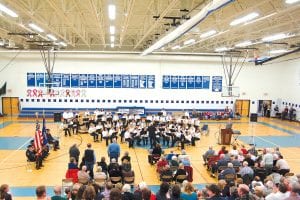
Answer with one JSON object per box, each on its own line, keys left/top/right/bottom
{"left": 124, "top": 128, "right": 133, "bottom": 148}
{"left": 89, "top": 123, "right": 98, "bottom": 142}
{"left": 146, "top": 114, "right": 153, "bottom": 126}
{"left": 140, "top": 127, "right": 148, "bottom": 146}
{"left": 147, "top": 123, "right": 157, "bottom": 148}
{"left": 96, "top": 122, "right": 103, "bottom": 141}
{"left": 102, "top": 127, "right": 109, "bottom": 146}
{"left": 113, "top": 113, "right": 119, "bottom": 126}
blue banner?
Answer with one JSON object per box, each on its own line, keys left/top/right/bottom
{"left": 186, "top": 76, "right": 195, "bottom": 89}
{"left": 113, "top": 74, "right": 122, "bottom": 88}
{"left": 62, "top": 74, "right": 70, "bottom": 87}
{"left": 79, "top": 74, "right": 88, "bottom": 88}
{"left": 27, "top": 73, "right": 35, "bottom": 87}
{"left": 212, "top": 76, "right": 222, "bottom": 92}
{"left": 97, "top": 74, "right": 105, "bottom": 88}
{"left": 178, "top": 76, "right": 186, "bottom": 89}
{"left": 162, "top": 75, "right": 170, "bottom": 89}
{"left": 52, "top": 73, "right": 61, "bottom": 87}
{"left": 122, "top": 75, "right": 130, "bottom": 88}
{"left": 194, "top": 76, "right": 202, "bottom": 89}
{"left": 171, "top": 76, "right": 179, "bottom": 89}
{"left": 88, "top": 74, "right": 96, "bottom": 88}
{"left": 130, "top": 75, "right": 139, "bottom": 88}
{"left": 147, "top": 75, "right": 155, "bottom": 89}
{"left": 139, "top": 75, "right": 147, "bottom": 88}
{"left": 105, "top": 74, "right": 113, "bottom": 88}
{"left": 203, "top": 76, "right": 210, "bottom": 89}
{"left": 36, "top": 73, "right": 45, "bottom": 87}
{"left": 71, "top": 74, "right": 79, "bottom": 88}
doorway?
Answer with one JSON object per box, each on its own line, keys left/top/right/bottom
{"left": 258, "top": 100, "right": 272, "bottom": 117}
{"left": 2, "top": 97, "right": 20, "bottom": 116}
{"left": 235, "top": 99, "right": 250, "bottom": 117}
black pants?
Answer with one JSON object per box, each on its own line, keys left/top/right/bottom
{"left": 64, "top": 128, "right": 71, "bottom": 136}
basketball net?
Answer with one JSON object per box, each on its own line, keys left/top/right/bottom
{"left": 40, "top": 47, "right": 56, "bottom": 93}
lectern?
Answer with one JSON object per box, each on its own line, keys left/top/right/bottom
{"left": 220, "top": 129, "right": 232, "bottom": 145}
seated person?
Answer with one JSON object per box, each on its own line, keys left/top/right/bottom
{"left": 170, "top": 156, "right": 179, "bottom": 167}
{"left": 181, "top": 157, "right": 191, "bottom": 166}
{"left": 77, "top": 165, "right": 90, "bottom": 181}
{"left": 173, "top": 164, "right": 187, "bottom": 183}
{"left": 108, "top": 158, "right": 120, "bottom": 173}
{"left": 240, "top": 145, "right": 248, "bottom": 155}
{"left": 26, "top": 145, "right": 43, "bottom": 170}
{"left": 46, "top": 129, "right": 60, "bottom": 150}
{"left": 160, "top": 165, "right": 173, "bottom": 181}
{"left": 97, "top": 156, "right": 108, "bottom": 174}
{"left": 178, "top": 150, "right": 190, "bottom": 163}
{"left": 165, "top": 151, "right": 175, "bottom": 161}
{"left": 218, "top": 146, "right": 227, "bottom": 156}
{"left": 156, "top": 156, "right": 168, "bottom": 173}
{"left": 231, "top": 155, "right": 241, "bottom": 167}
{"left": 122, "top": 168, "right": 135, "bottom": 181}
{"left": 88, "top": 124, "right": 98, "bottom": 142}
{"left": 121, "top": 151, "right": 131, "bottom": 163}
{"left": 202, "top": 146, "right": 215, "bottom": 165}
{"left": 239, "top": 161, "right": 254, "bottom": 179}
{"left": 68, "top": 157, "right": 78, "bottom": 169}
{"left": 94, "top": 166, "right": 107, "bottom": 180}
{"left": 211, "top": 154, "right": 228, "bottom": 177}
{"left": 229, "top": 145, "right": 239, "bottom": 156}
{"left": 148, "top": 144, "right": 162, "bottom": 164}
{"left": 275, "top": 155, "right": 290, "bottom": 175}
{"left": 109, "top": 165, "right": 122, "bottom": 181}
{"left": 218, "top": 162, "right": 235, "bottom": 180}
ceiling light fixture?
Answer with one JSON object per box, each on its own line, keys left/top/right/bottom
{"left": 108, "top": 5, "right": 116, "bottom": 20}
{"left": 172, "top": 45, "right": 181, "bottom": 50}
{"left": 110, "top": 26, "right": 115, "bottom": 35}
{"left": 141, "top": 0, "right": 234, "bottom": 56}
{"left": 28, "top": 23, "right": 44, "bottom": 33}
{"left": 110, "top": 35, "right": 115, "bottom": 42}
{"left": 0, "top": 3, "right": 18, "bottom": 17}
{"left": 269, "top": 49, "right": 288, "bottom": 54}
{"left": 262, "top": 33, "right": 291, "bottom": 42}
{"left": 230, "top": 12, "right": 259, "bottom": 26}
{"left": 47, "top": 34, "right": 57, "bottom": 41}
{"left": 215, "top": 47, "right": 228, "bottom": 52}
{"left": 59, "top": 42, "right": 67, "bottom": 47}
{"left": 200, "top": 30, "right": 217, "bottom": 38}
{"left": 184, "top": 39, "right": 195, "bottom": 45}
{"left": 111, "top": 43, "right": 115, "bottom": 48}
{"left": 286, "top": 0, "right": 300, "bottom": 4}
{"left": 235, "top": 41, "right": 252, "bottom": 47}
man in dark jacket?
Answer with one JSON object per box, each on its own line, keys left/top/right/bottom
{"left": 69, "top": 144, "right": 80, "bottom": 162}
{"left": 84, "top": 143, "right": 96, "bottom": 179}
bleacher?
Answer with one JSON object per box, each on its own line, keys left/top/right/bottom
{"left": 18, "top": 107, "right": 231, "bottom": 119}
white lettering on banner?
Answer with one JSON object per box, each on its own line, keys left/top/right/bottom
{"left": 26, "top": 88, "right": 87, "bottom": 98}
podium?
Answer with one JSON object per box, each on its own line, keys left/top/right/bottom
{"left": 220, "top": 129, "right": 233, "bottom": 145}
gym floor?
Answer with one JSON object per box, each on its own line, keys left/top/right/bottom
{"left": 0, "top": 117, "right": 299, "bottom": 199}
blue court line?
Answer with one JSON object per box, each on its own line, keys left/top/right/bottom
{"left": 258, "top": 122, "right": 300, "bottom": 135}
{"left": 10, "top": 184, "right": 208, "bottom": 197}
{"left": 0, "top": 137, "right": 32, "bottom": 150}
{"left": 0, "top": 121, "right": 12, "bottom": 129}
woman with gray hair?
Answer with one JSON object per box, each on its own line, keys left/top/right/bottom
{"left": 122, "top": 184, "right": 134, "bottom": 200}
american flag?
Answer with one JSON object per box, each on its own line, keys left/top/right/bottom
{"left": 34, "top": 115, "right": 43, "bottom": 154}
{"left": 42, "top": 113, "right": 48, "bottom": 145}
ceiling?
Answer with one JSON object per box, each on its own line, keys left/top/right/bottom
{"left": 0, "top": 0, "right": 300, "bottom": 58}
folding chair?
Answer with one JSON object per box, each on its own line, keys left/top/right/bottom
{"left": 175, "top": 174, "right": 187, "bottom": 184}
{"left": 161, "top": 175, "right": 173, "bottom": 183}
{"left": 94, "top": 177, "right": 106, "bottom": 187}
{"left": 62, "top": 178, "right": 74, "bottom": 191}
{"left": 110, "top": 176, "right": 122, "bottom": 184}
{"left": 78, "top": 177, "right": 89, "bottom": 185}
{"left": 123, "top": 176, "right": 135, "bottom": 185}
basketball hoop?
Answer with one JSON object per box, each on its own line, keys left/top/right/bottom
{"left": 221, "top": 50, "right": 248, "bottom": 97}
{"left": 40, "top": 47, "right": 56, "bottom": 91}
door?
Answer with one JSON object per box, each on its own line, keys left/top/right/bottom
{"left": 2, "top": 97, "right": 19, "bottom": 116}
{"left": 235, "top": 99, "right": 250, "bottom": 117}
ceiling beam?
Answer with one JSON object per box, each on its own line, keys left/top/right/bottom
{"left": 120, "top": 0, "right": 135, "bottom": 46}
{"left": 46, "top": 0, "right": 90, "bottom": 47}
{"left": 87, "top": 0, "right": 106, "bottom": 45}
{"left": 133, "top": 0, "right": 180, "bottom": 49}
{"left": 5, "top": 0, "right": 75, "bottom": 47}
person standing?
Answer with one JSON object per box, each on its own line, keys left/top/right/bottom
{"left": 69, "top": 144, "right": 80, "bottom": 162}
{"left": 147, "top": 123, "right": 157, "bottom": 149}
{"left": 84, "top": 143, "right": 96, "bottom": 179}
{"left": 107, "top": 138, "right": 120, "bottom": 162}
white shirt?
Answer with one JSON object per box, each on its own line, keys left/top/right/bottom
{"left": 124, "top": 131, "right": 131, "bottom": 139}
{"left": 88, "top": 127, "right": 96, "bottom": 134}
{"left": 113, "top": 114, "right": 119, "bottom": 121}
{"left": 146, "top": 115, "right": 153, "bottom": 121}
{"left": 63, "top": 112, "right": 68, "bottom": 119}
{"left": 265, "top": 191, "right": 290, "bottom": 200}
{"left": 102, "top": 130, "right": 108, "bottom": 137}
{"left": 276, "top": 159, "right": 290, "bottom": 170}
{"left": 135, "top": 115, "right": 141, "bottom": 120}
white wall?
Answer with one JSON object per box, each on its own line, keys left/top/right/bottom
{"left": 0, "top": 51, "right": 299, "bottom": 117}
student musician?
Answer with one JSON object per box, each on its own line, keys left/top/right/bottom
{"left": 112, "top": 113, "right": 119, "bottom": 126}
{"left": 89, "top": 123, "right": 98, "bottom": 142}
{"left": 124, "top": 128, "right": 133, "bottom": 148}
{"left": 83, "top": 109, "right": 90, "bottom": 129}
{"left": 102, "top": 127, "right": 109, "bottom": 146}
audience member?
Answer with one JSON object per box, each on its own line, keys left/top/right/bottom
{"left": 51, "top": 186, "right": 65, "bottom": 200}
{"left": 68, "top": 157, "right": 78, "bottom": 169}
{"left": 69, "top": 144, "right": 80, "bottom": 162}
{"left": 94, "top": 166, "right": 107, "bottom": 180}
{"left": 180, "top": 182, "right": 197, "bottom": 200}
{"left": 0, "top": 184, "right": 12, "bottom": 200}
{"left": 84, "top": 143, "right": 96, "bottom": 179}
{"left": 109, "top": 188, "right": 122, "bottom": 200}
{"left": 77, "top": 165, "right": 90, "bottom": 181}
{"left": 107, "top": 138, "right": 120, "bottom": 161}
{"left": 156, "top": 182, "right": 170, "bottom": 200}
{"left": 122, "top": 184, "right": 134, "bottom": 200}
{"left": 97, "top": 156, "right": 108, "bottom": 174}
{"left": 203, "top": 146, "right": 215, "bottom": 165}
{"left": 36, "top": 185, "right": 50, "bottom": 200}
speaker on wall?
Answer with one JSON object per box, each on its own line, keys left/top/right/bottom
{"left": 53, "top": 112, "right": 62, "bottom": 122}
{"left": 250, "top": 113, "right": 258, "bottom": 122}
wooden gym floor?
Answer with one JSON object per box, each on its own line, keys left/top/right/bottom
{"left": 0, "top": 117, "right": 299, "bottom": 199}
